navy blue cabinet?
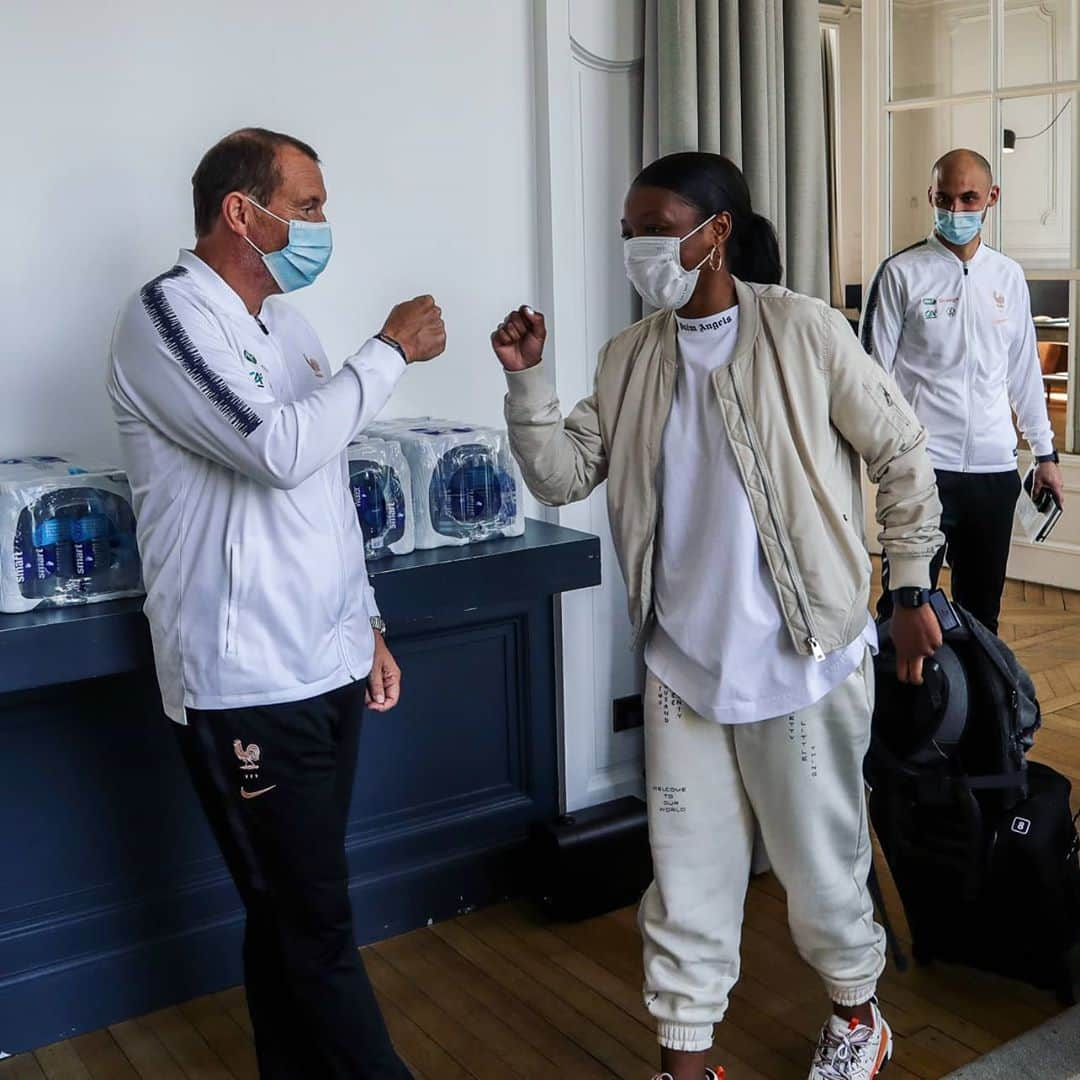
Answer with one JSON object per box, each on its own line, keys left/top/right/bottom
{"left": 0, "top": 520, "right": 600, "bottom": 1053}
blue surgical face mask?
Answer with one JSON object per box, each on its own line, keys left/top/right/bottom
{"left": 245, "top": 198, "right": 332, "bottom": 292}
{"left": 934, "top": 207, "right": 984, "bottom": 246}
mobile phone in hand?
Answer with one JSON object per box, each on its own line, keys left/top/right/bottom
{"left": 1023, "top": 468, "right": 1061, "bottom": 512}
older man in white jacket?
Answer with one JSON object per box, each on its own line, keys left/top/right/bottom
{"left": 108, "top": 127, "right": 444, "bottom": 1079}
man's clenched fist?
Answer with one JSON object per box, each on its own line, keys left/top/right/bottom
{"left": 381, "top": 295, "right": 446, "bottom": 363}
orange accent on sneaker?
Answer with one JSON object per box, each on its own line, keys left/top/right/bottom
{"left": 871, "top": 1022, "right": 892, "bottom": 1077}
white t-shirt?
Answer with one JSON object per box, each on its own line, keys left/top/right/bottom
{"left": 644, "top": 305, "right": 877, "bottom": 724}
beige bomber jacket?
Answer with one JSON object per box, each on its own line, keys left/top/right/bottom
{"left": 504, "top": 278, "right": 943, "bottom": 659}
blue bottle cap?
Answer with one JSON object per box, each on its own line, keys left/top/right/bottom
{"left": 33, "top": 517, "right": 71, "bottom": 546}
{"left": 71, "top": 514, "right": 110, "bottom": 542}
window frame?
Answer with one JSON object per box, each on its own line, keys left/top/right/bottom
{"left": 867, "top": 0, "right": 1080, "bottom": 451}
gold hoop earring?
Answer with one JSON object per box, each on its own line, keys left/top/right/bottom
{"left": 708, "top": 245, "right": 724, "bottom": 272}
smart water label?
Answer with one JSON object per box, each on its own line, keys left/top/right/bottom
{"left": 74, "top": 541, "right": 97, "bottom": 577}
{"left": 35, "top": 545, "right": 57, "bottom": 581}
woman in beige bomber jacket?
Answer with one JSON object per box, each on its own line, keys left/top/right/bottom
{"left": 492, "top": 154, "right": 944, "bottom": 1080}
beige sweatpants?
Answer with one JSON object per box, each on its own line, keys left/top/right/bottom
{"left": 639, "top": 653, "right": 886, "bottom": 1053}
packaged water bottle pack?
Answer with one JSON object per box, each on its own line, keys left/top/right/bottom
{"left": 0, "top": 456, "right": 144, "bottom": 614}
{"left": 367, "top": 419, "right": 525, "bottom": 549}
{"left": 346, "top": 437, "right": 415, "bottom": 560}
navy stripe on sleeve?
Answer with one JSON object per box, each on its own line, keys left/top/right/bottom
{"left": 860, "top": 240, "right": 927, "bottom": 355}
{"left": 140, "top": 267, "right": 263, "bottom": 438}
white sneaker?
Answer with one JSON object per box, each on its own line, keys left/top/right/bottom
{"left": 808, "top": 1000, "right": 892, "bottom": 1079}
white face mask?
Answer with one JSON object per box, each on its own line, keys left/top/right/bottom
{"left": 623, "top": 214, "right": 717, "bottom": 310}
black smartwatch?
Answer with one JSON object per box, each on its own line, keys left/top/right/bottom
{"left": 1036, "top": 450, "right": 1060, "bottom": 464}
{"left": 893, "top": 587, "right": 931, "bottom": 609}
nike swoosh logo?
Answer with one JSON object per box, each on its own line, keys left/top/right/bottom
{"left": 240, "top": 785, "right": 277, "bottom": 800}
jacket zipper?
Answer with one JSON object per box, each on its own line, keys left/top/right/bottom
{"left": 328, "top": 477, "right": 351, "bottom": 672}
{"left": 317, "top": 439, "right": 351, "bottom": 668}
{"left": 263, "top": 318, "right": 352, "bottom": 674}
{"left": 959, "top": 261, "right": 973, "bottom": 470}
{"left": 632, "top": 536, "right": 658, "bottom": 651}
{"left": 729, "top": 367, "right": 826, "bottom": 661}
{"left": 631, "top": 348, "right": 676, "bottom": 650}
{"left": 634, "top": 451, "right": 668, "bottom": 650}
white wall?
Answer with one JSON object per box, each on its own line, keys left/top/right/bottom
{"left": 534, "top": 0, "right": 646, "bottom": 811}
{"left": 5, "top": 0, "right": 646, "bottom": 812}
{"left": 2, "top": 0, "right": 540, "bottom": 464}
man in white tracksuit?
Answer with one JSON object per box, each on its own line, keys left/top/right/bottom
{"left": 862, "top": 148, "right": 1064, "bottom": 634}
{"left": 108, "top": 128, "right": 445, "bottom": 1079}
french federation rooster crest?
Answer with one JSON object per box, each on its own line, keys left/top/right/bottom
{"left": 233, "top": 740, "right": 261, "bottom": 771}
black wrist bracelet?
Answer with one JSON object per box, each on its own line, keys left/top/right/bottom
{"left": 375, "top": 333, "right": 408, "bottom": 363}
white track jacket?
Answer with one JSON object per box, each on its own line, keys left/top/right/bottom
{"left": 860, "top": 232, "right": 1054, "bottom": 472}
{"left": 108, "top": 250, "right": 405, "bottom": 723}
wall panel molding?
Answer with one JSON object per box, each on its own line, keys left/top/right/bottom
{"left": 570, "top": 38, "right": 644, "bottom": 74}
{"left": 535, "top": 0, "right": 645, "bottom": 812}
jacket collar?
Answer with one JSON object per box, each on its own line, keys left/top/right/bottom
{"left": 732, "top": 277, "right": 761, "bottom": 366}
{"left": 176, "top": 249, "right": 262, "bottom": 320}
{"left": 658, "top": 275, "right": 761, "bottom": 369}
{"left": 925, "top": 231, "right": 990, "bottom": 270}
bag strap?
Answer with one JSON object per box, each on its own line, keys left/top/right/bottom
{"left": 869, "top": 732, "right": 1026, "bottom": 796}
{"left": 966, "top": 771, "right": 1029, "bottom": 792}
{"left": 958, "top": 606, "right": 1040, "bottom": 736}
{"left": 956, "top": 607, "right": 1019, "bottom": 687}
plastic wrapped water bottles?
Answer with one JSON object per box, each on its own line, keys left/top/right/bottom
{"left": 1, "top": 457, "right": 143, "bottom": 613}
{"left": 367, "top": 419, "right": 525, "bottom": 549}
{"left": 346, "top": 437, "right": 415, "bottom": 560}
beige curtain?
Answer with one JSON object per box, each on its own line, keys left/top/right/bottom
{"left": 643, "top": 0, "right": 831, "bottom": 301}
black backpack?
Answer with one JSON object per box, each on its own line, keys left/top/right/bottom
{"left": 866, "top": 603, "right": 1080, "bottom": 1004}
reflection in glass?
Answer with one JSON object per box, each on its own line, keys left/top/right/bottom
{"left": 1001, "top": 93, "right": 1075, "bottom": 270}
{"left": 891, "top": 0, "right": 990, "bottom": 101}
{"left": 1003, "top": 0, "right": 1077, "bottom": 88}
{"left": 890, "top": 103, "right": 992, "bottom": 250}
{"left": 1024, "top": 281, "right": 1072, "bottom": 447}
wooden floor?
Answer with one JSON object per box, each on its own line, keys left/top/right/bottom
{"left": 4, "top": 575, "right": 1079, "bottom": 1080}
